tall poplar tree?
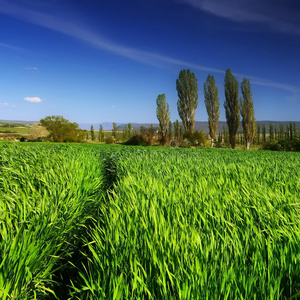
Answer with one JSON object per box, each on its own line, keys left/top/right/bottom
{"left": 176, "top": 69, "right": 198, "bottom": 134}
{"left": 174, "top": 120, "right": 180, "bottom": 141}
{"left": 98, "top": 124, "right": 104, "bottom": 142}
{"left": 204, "top": 74, "right": 220, "bottom": 147}
{"left": 156, "top": 93, "right": 170, "bottom": 145}
{"left": 240, "top": 78, "right": 255, "bottom": 150}
{"left": 168, "top": 121, "right": 173, "bottom": 142}
{"left": 90, "top": 125, "right": 95, "bottom": 141}
{"left": 112, "top": 122, "right": 118, "bottom": 139}
{"left": 269, "top": 123, "right": 274, "bottom": 141}
{"left": 257, "top": 123, "right": 261, "bottom": 145}
{"left": 224, "top": 69, "right": 239, "bottom": 149}
{"left": 128, "top": 123, "right": 132, "bottom": 138}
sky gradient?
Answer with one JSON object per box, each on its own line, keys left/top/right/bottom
{"left": 0, "top": 0, "right": 299, "bottom": 124}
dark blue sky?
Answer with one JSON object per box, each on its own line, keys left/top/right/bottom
{"left": 0, "top": 0, "right": 299, "bottom": 124}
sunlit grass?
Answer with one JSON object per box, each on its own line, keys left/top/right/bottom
{"left": 1, "top": 143, "right": 300, "bottom": 299}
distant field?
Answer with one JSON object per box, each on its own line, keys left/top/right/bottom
{"left": 0, "top": 126, "right": 31, "bottom": 134}
{"left": 1, "top": 142, "right": 300, "bottom": 299}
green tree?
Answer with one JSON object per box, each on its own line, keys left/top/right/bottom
{"left": 140, "top": 126, "right": 146, "bottom": 138}
{"left": 293, "top": 122, "right": 297, "bottom": 139}
{"left": 168, "top": 121, "right": 173, "bottom": 142}
{"left": 28, "top": 123, "right": 49, "bottom": 141}
{"left": 148, "top": 124, "right": 155, "bottom": 145}
{"left": 257, "top": 123, "right": 261, "bottom": 145}
{"left": 279, "top": 123, "right": 284, "bottom": 140}
{"left": 240, "top": 78, "right": 255, "bottom": 150}
{"left": 112, "top": 122, "right": 118, "bottom": 139}
{"left": 90, "top": 125, "right": 95, "bottom": 141}
{"left": 176, "top": 69, "right": 198, "bottom": 134}
{"left": 269, "top": 123, "right": 274, "bottom": 141}
{"left": 174, "top": 120, "right": 180, "bottom": 141}
{"left": 122, "top": 124, "right": 129, "bottom": 140}
{"left": 128, "top": 123, "right": 132, "bottom": 138}
{"left": 204, "top": 74, "right": 220, "bottom": 147}
{"left": 156, "top": 94, "right": 170, "bottom": 145}
{"left": 262, "top": 124, "right": 266, "bottom": 144}
{"left": 290, "top": 122, "right": 293, "bottom": 139}
{"left": 224, "top": 69, "right": 240, "bottom": 149}
{"left": 40, "top": 115, "right": 83, "bottom": 142}
{"left": 98, "top": 125, "right": 104, "bottom": 142}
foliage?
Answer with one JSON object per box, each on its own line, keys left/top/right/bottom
{"left": 98, "top": 125, "right": 104, "bottom": 142}
{"left": 203, "top": 74, "right": 220, "bottom": 147}
{"left": 240, "top": 78, "right": 255, "bottom": 149}
{"left": 123, "top": 134, "right": 149, "bottom": 146}
{"left": 105, "top": 136, "right": 115, "bottom": 144}
{"left": 112, "top": 122, "right": 118, "bottom": 140}
{"left": 156, "top": 94, "right": 170, "bottom": 145}
{"left": 28, "top": 123, "right": 49, "bottom": 141}
{"left": 224, "top": 69, "right": 240, "bottom": 149}
{"left": 90, "top": 125, "right": 95, "bottom": 141}
{"left": 40, "top": 115, "right": 84, "bottom": 142}
{"left": 183, "top": 130, "right": 208, "bottom": 147}
{"left": 176, "top": 69, "right": 198, "bottom": 134}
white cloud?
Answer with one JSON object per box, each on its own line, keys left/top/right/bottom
{"left": 24, "top": 96, "right": 42, "bottom": 103}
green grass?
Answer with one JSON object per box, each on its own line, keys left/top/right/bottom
{"left": 0, "top": 126, "right": 31, "bottom": 134}
{"left": 1, "top": 143, "right": 300, "bottom": 299}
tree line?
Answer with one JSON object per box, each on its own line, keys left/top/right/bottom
{"left": 22, "top": 68, "right": 298, "bottom": 151}
{"left": 156, "top": 69, "right": 255, "bottom": 149}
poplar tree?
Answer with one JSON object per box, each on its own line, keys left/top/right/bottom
{"left": 90, "top": 125, "right": 95, "bottom": 141}
{"left": 204, "top": 74, "right": 220, "bottom": 147}
{"left": 279, "top": 123, "right": 284, "bottom": 140}
{"left": 176, "top": 69, "right": 198, "bottom": 134}
{"left": 168, "top": 121, "right": 173, "bottom": 142}
{"left": 269, "top": 123, "right": 274, "bottom": 141}
{"left": 156, "top": 93, "right": 170, "bottom": 145}
{"left": 123, "top": 124, "right": 129, "bottom": 140}
{"left": 174, "top": 120, "right": 180, "bottom": 141}
{"left": 240, "top": 78, "right": 255, "bottom": 150}
{"left": 224, "top": 69, "right": 240, "bottom": 149}
{"left": 128, "top": 123, "right": 132, "bottom": 138}
{"left": 112, "top": 122, "right": 118, "bottom": 139}
{"left": 262, "top": 124, "right": 266, "bottom": 143}
{"left": 257, "top": 123, "right": 261, "bottom": 145}
{"left": 98, "top": 125, "right": 104, "bottom": 142}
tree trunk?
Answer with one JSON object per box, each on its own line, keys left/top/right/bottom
{"left": 246, "top": 141, "right": 251, "bottom": 150}
{"left": 211, "top": 138, "right": 214, "bottom": 148}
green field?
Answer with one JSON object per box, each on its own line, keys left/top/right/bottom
{"left": 1, "top": 142, "right": 300, "bottom": 299}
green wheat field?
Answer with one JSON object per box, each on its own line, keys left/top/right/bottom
{"left": 1, "top": 142, "right": 300, "bottom": 299}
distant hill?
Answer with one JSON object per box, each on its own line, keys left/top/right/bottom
{"left": 115, "top": 121, "right": 300, "bottom": 135}
{"left": 2, "top": 120, "right": 300, "bottom": 135}
{"left": 0, "top": 120, "right": 36, "bottom": 125}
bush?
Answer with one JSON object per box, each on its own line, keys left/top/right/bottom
{"left": 105, "top": 136, "right": 116, "bottom": 144}
{"left": 263, "top": 138, "right": 300, "bottom": 152}
{"left": 183, "top": 130, "right": 209, "bottom": 147}
{"left": 123, "top": 134, "right": 148, "bottom": 146}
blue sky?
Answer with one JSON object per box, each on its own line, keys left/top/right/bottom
{"left": 0, "top": 0, "right": 299, "bottom": 124}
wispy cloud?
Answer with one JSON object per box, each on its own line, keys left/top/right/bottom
{"left": 24, "top": 96, "right": 42, "bottom": 103}
{"left": 24, "top": 67, "right": 38, "bottom": 71}
{"left": 0, "top": 102, "right": 16, "bottom": 108}
{"left": 0, "top": 0, "right": 299, "bottom": 102}
{"left": 181, "top": 0, "right": 300, "bottom": 35}
{"left": 0, "top": 42, "right": 24, "bottom": 52}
